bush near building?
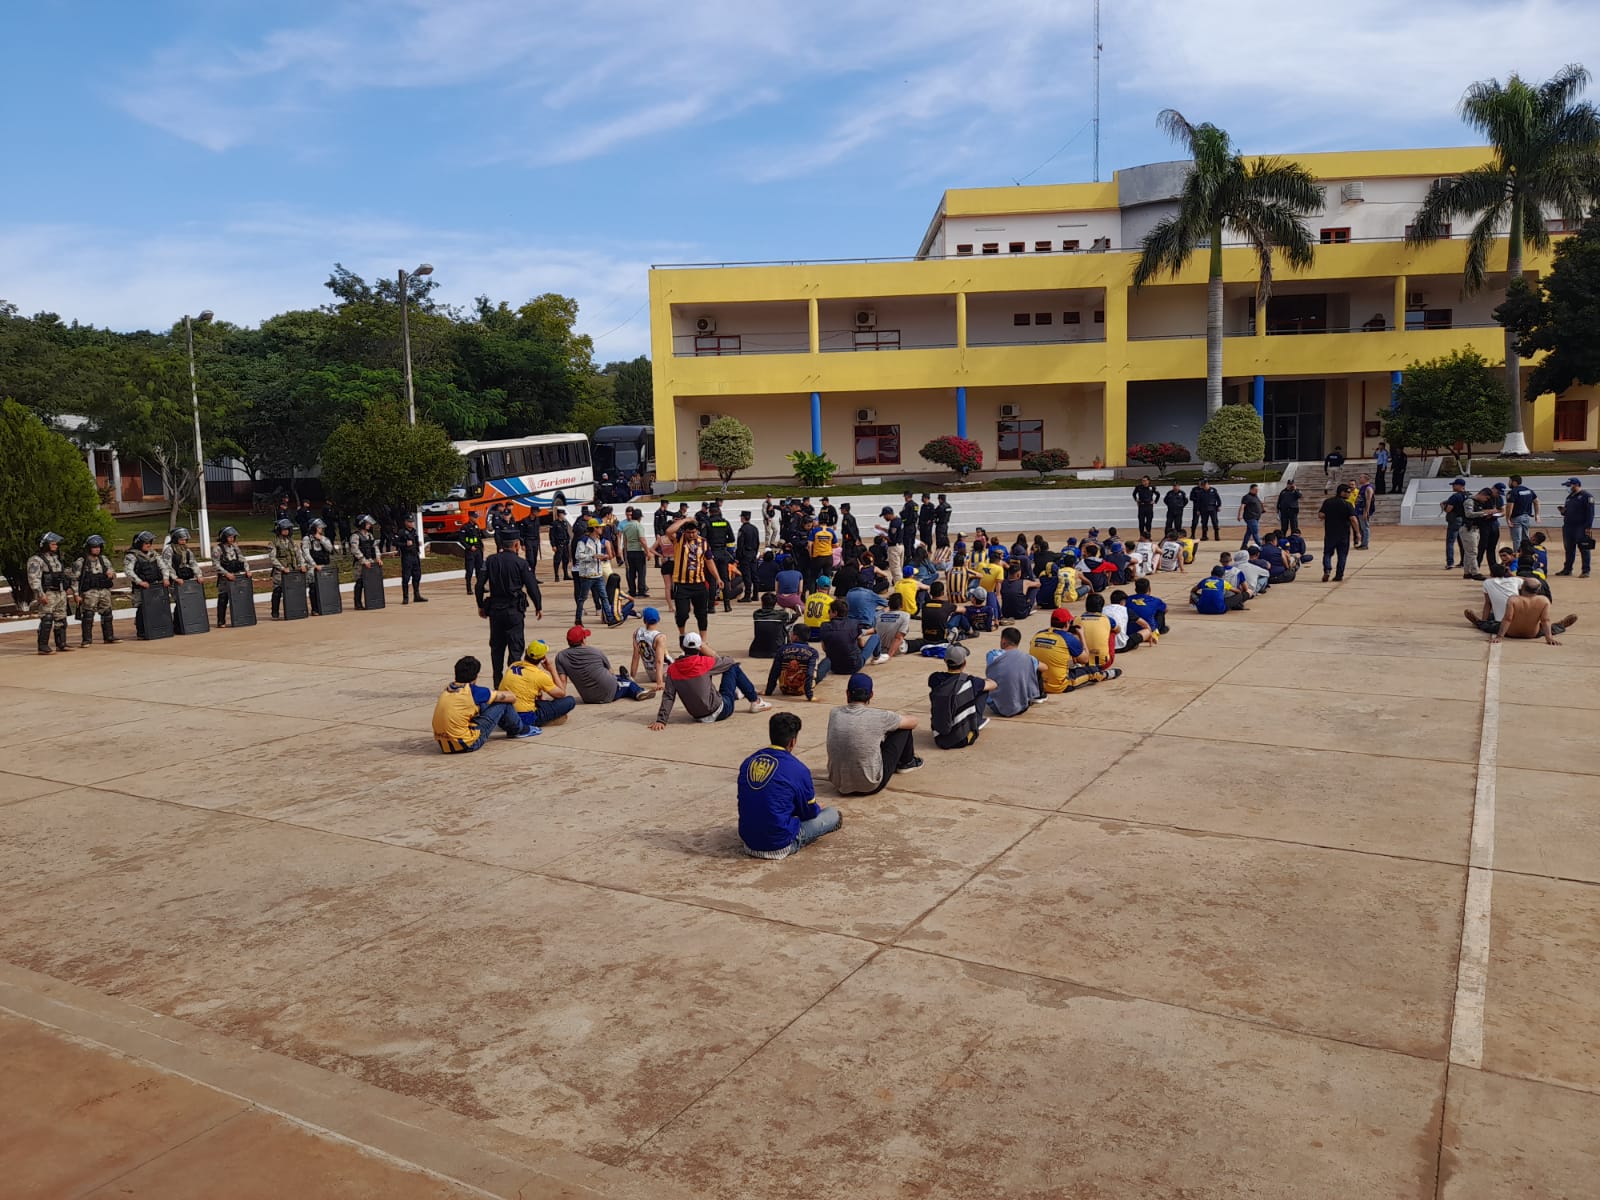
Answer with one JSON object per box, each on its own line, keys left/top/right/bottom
{"left": 920, "top": 435, "right": 984, "bottom": 479}
{"left": 1196, "top": 406, "right": 1266, "bottom": 477}
{"left": 1127, "top": 441, "right": 1193, "bottom": 476}
{"left": 787, "top": 449, "right": 839, "bottom": 487}
{"left": 1019, "top": 448, "right": 1071, "bottom": 477}
{"left": 697, "top": 416, "right": 755, "bottom": 492}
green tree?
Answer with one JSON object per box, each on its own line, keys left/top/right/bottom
{"left": 0, "top": 399, "right": 115, "bottom": 603}
{"left": 1406, "top": 65, "right": 1600, "bottom": 452}
{"left": 320, "top": 411, "right": 464, "bottom": 515}
{"left": 697, "top": 416, "right": 754, "bottom": 492}
{"left": 1384, "top": 349, "right": 1511, "bottom": 473}
{"left": 1497, "top": 211, "right": 1600, "bottom": 400}
{"left": 569, "top": 392, "right": 620, "bottom": 438}
{"left": 1195, "top": 405, "right": 1266, "bottom": 476}
{"left": 1132, "top": 110, "right": 1322, "bottom": 416}
{"left": 602, "top": 356, "right": 654, "bottom": 425}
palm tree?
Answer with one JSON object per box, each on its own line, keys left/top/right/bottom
{"left": 1132, "top": 110, "right": 1322, "bottom": 416}
{"left": 1406, "top": 65, "right": 1600, "bottom": 454}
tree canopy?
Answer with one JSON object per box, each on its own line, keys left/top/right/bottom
{"left": 1195, "top": 406, "right": 1266, "bottom": 476}
{"left": 697, "top": 416, "right": 754, "bottom": 491}
{"left": 1497, "top": 212, "right": 1600, "bottom": 399}
{"left": 0, "top": 399, "right": 116, "bottom": 602}
{"left": 1384, "top": 349, "right": 1511, "bottom": 471}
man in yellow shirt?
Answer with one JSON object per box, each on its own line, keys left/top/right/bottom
{"left": 432, "top": 655, "right": 538, "bottom": 752}
{"left": 892, "top": 566, "right": 921, "bottom": 616}
{"left": 1028, "top": 609, "right": 1119, "bottom": 694}
{"left": 800, "top": 575, "right": 835, "bottom": 638}
{"left": 497, "top": 641, "right": 577, "bottom": 731}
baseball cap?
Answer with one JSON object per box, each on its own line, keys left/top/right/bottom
{"left": 1563, "top": 477, "right": 1583, "bottom": 486}
{"left": 683, "top": 632, "right": 704, "bottom": 649}
{"left": 1452, "top": 477, "right": 1467, "bottom": 486}
{"left": 1052, "top": 607, "right": 1073, "bottom": 625}
{"left": 643, "top": 607, "right": 660, "bottom": 623}
{"left": 880, "top": 506, "right": 894, "bottom": 516}
{"left": 566, "top": 625, "right": 591, "bottom": 644}
{"left": 848, "top": 672, "right": 874, "bottom": 696}
{"left": 944, "top": 644, "right": 969, "bottom": 667}
{"left": 523, "top": 640, "right": 549, "bottom": 661}
{"left": 902, "top": 566, "right": 915, "bottom": 577}
{"left": 816, "top": 576, "right": 832, "bottom": 588}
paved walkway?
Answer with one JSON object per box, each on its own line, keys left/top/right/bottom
{"left": 2, "top": 529, "right": 1596, "bottom": 1197}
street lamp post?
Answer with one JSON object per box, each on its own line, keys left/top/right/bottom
{"left": 184, "top": 310, "right": 215, "bottom": 559}
{"left": 398, "top": 263, "right": 433, "bottom": 550}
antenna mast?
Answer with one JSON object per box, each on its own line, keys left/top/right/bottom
{"left": 1093, "top": 0, "right": 1102, "bottom": 181}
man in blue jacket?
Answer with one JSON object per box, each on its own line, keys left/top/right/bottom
{"left": 737, "top": 712, "right": 840, "bottom": 860}
{"left": 1556, "top": 477, "right": 1594, "bottom": 578}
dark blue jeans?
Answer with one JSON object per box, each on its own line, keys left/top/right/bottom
{"left": 520, "top": 696, "right": 577, "bottom": 729}
{"left": 573, "top": 576, "right": 607, "bottom": 625}
{"left": 713, "top": 662, "right": 759, "bottom": 720}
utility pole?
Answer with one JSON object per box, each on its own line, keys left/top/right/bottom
{"left": 1093, "top": 0, "right": 1102, "bottom": 182}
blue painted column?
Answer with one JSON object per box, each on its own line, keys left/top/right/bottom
{"left": 956, "top": 386, "right": 968, "bottom": 438}
{"left": 1252, "top": 375, "right": 1265, "bottom": 419}
{"left": 1390, "top": 370, "right": 1402, "bottom": 410}
{"left": 810, "top": 392, "right": 822, "bottom": 454}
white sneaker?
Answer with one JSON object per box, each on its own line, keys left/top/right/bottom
{"left": 697, "top": 713, "right": 720, "bottom": 724}
{"left": 978, "top": 717, "right": 991, "bottom": 730}
{"left": 872, "top": 653, "right": 890, "bottom": 665}
{"left": 748, "top": 699, "right": 773, "bottom": 713}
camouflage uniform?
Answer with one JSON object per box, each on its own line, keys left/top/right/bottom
{"left": 350, "top": 523, "right": 382, "bottom": 609}
{"left": 27, "top": 549, "right": 75, "bottom": 653}
{"left": 213, "top": 537, "right": 251, "bottom": 627}
{"left": 269, "top": 533, "right": 309, "bottom": 618}
{"left": 302, "top": 533, "right": 337, "bottom": 614}
{"left": 72, "top": 551, "right": 119, "bottom": 644}
{"left": 124, "top": 546, "right": 173, "bottom": 640}
{"left": 162, "top": 543, "right": 200, "bottom": 582}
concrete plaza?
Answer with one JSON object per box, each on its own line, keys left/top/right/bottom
{"left": 2, "top": 529, "right": 1597, "bottom": 1198}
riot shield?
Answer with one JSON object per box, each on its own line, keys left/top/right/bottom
{"left": 313, "top": 566, "right": 343, "bottom": 615}
{"left": 137, "top": 586, "right": 174, "bottom": 640}
{"left": 281, "top": 571, "right": 310, "bottom": 620}
{"left": 227, "top": 576, "right": 257, "bottom": 627}
{"left": 172, "top": 578, "right": 211, "bottom": 634}
{"left": 360, "top": 563, "right": 386, "bottom": 610}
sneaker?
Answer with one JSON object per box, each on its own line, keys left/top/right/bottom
{"left": 1104, "top": 667, "right": 1123, "bottom": 680}
{"left": 978, "top": 717, "right": 991, "bottom": 731}
{"left": 872, "top": 653, "right": 890, "bottom": 665}
{"left": 697, "top": 712, "right": 720, "bottom": 724}
{"left": 897, "top": 756, "right": 925, "bottom": 774}
{"left": 618, "top": 666, "right": 631, "bottom": 680}
{"left": 748, "top": 698, "right": 773, "bottom": 713}
{"left": 634, "top": 686, "right": 658, "bottom": 702}
{"left": 511, "top": 725, "right": 541, "bottom": 739}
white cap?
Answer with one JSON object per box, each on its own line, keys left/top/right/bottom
{"left": 683, "top": 632, "right": 703, "bottom": 649}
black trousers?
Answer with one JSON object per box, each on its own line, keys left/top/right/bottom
{"left": 1191, "top": 512, "right": 1219, "bottom": 539}
{"left": 1277, "top": 509, "right": 1301, "bottom": 534}
{"left": 1478, "top": 524, "right": 1500, "bottom": 568}
{"left": 487, "top": 607, "right": 525, "bottom": 685}
{"left": 673, "top": 581, "right": 711, "bottom": 632}
{"left": 464, "top": 549, "right": 484, "bottom": 591}
{"left": 1322, "top": 539, "right": 1350, "bottom": 579}
{"left": 626, "top": 550, "right": 648, "bottom": 596}
{"left": 400, "top": 555, "right": 422, "bottom": 597}
{"left": 738, "top": 555, "right": 759, "bottom": 599}
{"left": 217, "top": 582, "right": 233, "bottom": 626}
{"left": 864, "top": 728, "right": 918, "bottom": 795}
{"left": 1137, "top": 506, "right": 1155, "bottom": 538}
{"left": 806, "top": 554, "right": 832, "bottom": 591}
{"left": 1563, "top": 524, "right": 1594, "bottom": 574}
{"left": 1164, "top": 511, "right": 1186, "bottom": 537}
{"left": 550, "top": 542, "right": 570, "bottom": 579}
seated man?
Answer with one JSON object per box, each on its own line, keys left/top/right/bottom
{"left": 874, "top": 593, "right": 912, "bottom": 658}
{"left": 1076, "top": 591, "right": 1121, "bottom": 666}
{"left": 498, "top": 640, "right": 578, "bottom": 730}
{"left": 893, "top": 566, "right": 923, "bottom": 616}
{"left": 1465, "top": 562, "right": 1524, "bottom": 633}
{"left": 749, "top": 592, "right": 796, "bottom": 658}
{"left": 1475, "top": 577, "right": 1577, "bottom": 643}
{"left": 737, "top": 711, "right": 840, "bottom": 860}
{"left": 766, "top": 624, "right": 829, "bottom": 699}
{"left": 846, "top": 578, "right": 887, "bottom": 627}
{"left": 1257, "top": 534, "right": 1297, "bottom": 583}
{"left": 800, "top": 576, "right": 835, "bottom": 637}
{"left": 825, "top": 673, "right": 921, "bottom": 795}
{"left": 1029, "top": 608, "right": 1119, "bottom": 693}
{"left": 1157, "top": 534, "right": 1186, "bottom": 574}
{"left": 985, "top": 627, "right": 1044, "bottom": 716}
{"left": 649, "top": 633, "right": 772, "bottom": 727}
{"left": 1125, "top": 577, "right": 1170, "bottom": 635}
{"left": 927, "top": 644, "right": 996, "bottom": 749}
{"left": 999, "top": 563, "right": 1040, "bottom": 622}
{"left": 1106, "top": 589, "right": 1155, "bottom": 650}
{"left": 554, "top": 625, "right": 657, "bottom": 703}
{"left": 1190, "top": 565, "right": 1242, "bottom": 613}
{"left": 752, "top": 550, "right": 780, "bottom": 595}
{"left": 820, "top": 599, "right": 885, "bottom": 674}
{"left": 432, "top": 654, "right": 539, "bottom": 752}
{"left": 918, "top": 580, "right": 971, "bottom": 645}
{"left": 1281, "top": 529, "right": 1313, "bottom": 565}
{"left": 774, "top": 559, "right": 804, "bottom": 611}
{"left": 1223, "top": 550, "right": 1265, "bottom": 599}
{"left": 629, "top": 608, "right": 673, "bottom": 682}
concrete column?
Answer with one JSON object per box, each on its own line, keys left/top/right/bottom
{"left": 110, "top": 453, "right": 123, "bottom": 511}
{"left": 1393, "top": 274, "right": 1407, "bottom": 330}
{"left": 1103, "top": 378, "right": 1128, "bottom": 467}
{"left": 956, "top": 386, "right": 968, "bottom": 439}
{"left": 1253, "top": 375, "right": 1265, "bottom": 419}
{"left": 955, "top": 291, "right": 967, "bottom": 351}
{"left": 810, "top": 392, "right": 822, "bottom": 455}
{"left": 85, "top": 445, "right": 95, "bottom": 477}
{"left": 1390, "top": 370, "right": 1402, "bottom": 411}
{"left": 807, "top": 297, "right": 819, "bottom": 355}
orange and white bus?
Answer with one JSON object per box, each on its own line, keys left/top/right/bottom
{"left": 421, "top": 433, "right": 594, "bottom": 538}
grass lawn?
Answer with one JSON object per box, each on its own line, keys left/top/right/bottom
{"left": 111, "top": 511, "right": 280, "bottom": 548}
{"left": 1449, "top": 456, "right": 1598, "bottom": 477}
{"left": 670, "top": 467, "right": 1286, "bottom": 500}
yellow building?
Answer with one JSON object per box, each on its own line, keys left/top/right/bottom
{"left": 649, "top": 147, "right": 1597, "bottom": 487}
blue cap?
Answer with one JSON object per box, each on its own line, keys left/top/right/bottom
{"left": 848, "top": 672, "right": 874, "bottom": 695}
{"left": 1564, "top": 477, "right": 1583, "bottom": 486}
{"left": 643, "top": 606, "right": 660, "bottom": 623}
{"left": 1451, "top": 478, "right": 1467, "bottom": 486}
{"left": 902, "top": 566, "right": 914, "bottom": 577}
{"left": 816, "top": 576, "right": 831, "bottom": 588}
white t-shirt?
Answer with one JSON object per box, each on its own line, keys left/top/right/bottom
{"left": 1104, "top": 602, "right": 1132, "bottom": 649}
{"left": 634, "top": 626, "right": 664, "bottom": 671}
{"left": 1159, "top": 540, "right": 1183, "bottom": 571}
{"left": 1483, "top": 576, "right": 1521, "bottom": 623}
{"left": 1133, "top": 541, "right": 1155, "bottom": 573}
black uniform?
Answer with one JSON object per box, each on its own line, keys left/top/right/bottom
{"left": 396, "top": 524, "right": 424, "bottom": 602}
{"left": 1190, "top": 485, "right": 1222, "bottom": 540}
{"left": 736, "top": 519, "right": 762, "bottom": 601}
{"left": 1163, "top": 488, "right": 1189, "bottom": 537}
{"left": 1132, "top": 483, "right": 1159, "bottom": 539}
{"left": 917, "top": 500, "right": 936, "bottom": 549}
{"left": 899, "top": 499, "right": 919, "bottom": 554}
{"left": 476, "top": 545, "right": 543, "bottom": 684}
{"left": 706, "top": 510, "right": 736, "bottom": 611}
{"left": 517, "top": 514, "right": 541, "bottom": 575}
{"left": 460, "top": 521, "right": 486, "bottom": 592}
{"left": 548, "top": 515, "right": 571, "bottom": 580}
{"left": 933, "top": 499, "right": 951, "bottom": 549}
{"left": 818, "top": 502, "right": 838, "bottom": 528}
{"left": 841, "top": 508, "right": 862, "bottom": 557}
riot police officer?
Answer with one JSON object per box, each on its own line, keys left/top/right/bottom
{"left": 475, "top": 531, "right": 543, "bottom": 684}
{"left": 350, "top": 514, "right": 383, "bottom": 609}
{"left": 396, "top": 514, "right": 426, "bottom": 604}
{"left": 73, "top": 534, "right": 119, "bottom": 645}
{"left": 269, "top": 518, "right": 310, "bottom": 619}
{"left": 213, "top": 526, "right": 251, "bottom": 628}
{"left": 124, "top": 531, "right": 173, "bottom": 639}
{"left": 302, "top": 518, "right": 337, "bottom": 614}
{"left": 460, "top": 515, "right": 486, "bottom": 593}
{"left": 162, "top": 528, "right": 202, "bottom": 632}
{"left": 28, "top": 532, "right": 76, "bottom": 654}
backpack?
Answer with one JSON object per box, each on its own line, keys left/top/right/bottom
{"left": 929, "top": 673, "right": 981, "bottom": 749}
{"left": 778, "top": 655, "right": 810, "bottom": 696}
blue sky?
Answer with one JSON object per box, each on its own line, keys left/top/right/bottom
{"left": 3, "top": 0, "right": 1596, "bottom": 360}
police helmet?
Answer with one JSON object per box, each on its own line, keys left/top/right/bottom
{"left": 275, "top": 518, "right": 294, "bottom": 533}
{"left": 84, "top": 534, "right": 106, "bottom": 550}
{"left": 356, "top": 514, "right": 373, "bottom": 527}
{"left": 220, "top": 526, "right": 238, "bottom": 540}
{"left": 39, "top": 531, "right": 63, "bottom": 548}
{"left": 171, "top": 527, "right": 190, "bottom": 541}
{"left": 134, "top": 531, "right": 156, "bottom": 548}
{"left": 310, "top": 518, "right": 326, "bottom": 531}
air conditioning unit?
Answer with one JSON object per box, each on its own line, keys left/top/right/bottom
{"left": 853, "top": 309, "right": 877, "bottom": 330}
{"left": 694, "top": 316, "right": 717, "bottom": 334}
{"left": 855, "top": 407, "right": 877, "bottom": 423}
{"left": 698, "top": 413, "right": 720, "bottom": 429}
{"left": 999, "top": 403, "right": 1023, "bottom": 419}
{"left": 1407, "top": 291, "right": 1425, "bottom": 308}
{"left": 1341, "top": 181, "right": 1366, "bottom": 203}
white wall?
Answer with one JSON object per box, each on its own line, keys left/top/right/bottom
{"left": 669, "top": 301, "right": 809, "bottom": 353}
{"left": 966, "top": 290, "right": 1106, "bottom": 345}
{"left": 818, "top": 296, "right": 956, "bottom": 351}
{"left": 941, "top": 209, "right": 1123, "bottom": 255}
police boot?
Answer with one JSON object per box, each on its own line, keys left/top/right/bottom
{"left": 102, "top": 613, "right": 120, "bottom": 644}
{"left": 37, "top": 616, "right": 53, "bottom": 654}
{"left": 81, "top": 615, "right": 94, "bottom": 645}
{"left": 55, "top": 620, "right": 73, "bottom": 651}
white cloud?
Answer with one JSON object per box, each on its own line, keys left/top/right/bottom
{"left": 0, "top": 208, "right": 672, "bottom": 359}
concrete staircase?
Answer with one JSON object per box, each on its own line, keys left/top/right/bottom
{"left": 1295, "top": 460, "right": 1402, "bottom": 524}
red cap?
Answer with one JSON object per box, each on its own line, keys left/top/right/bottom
{"left": 566, "top": 625, "right": 591, "bottom": 644}
{"left": 1052, "top": 607, "right": 1073, "bottom": 625}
